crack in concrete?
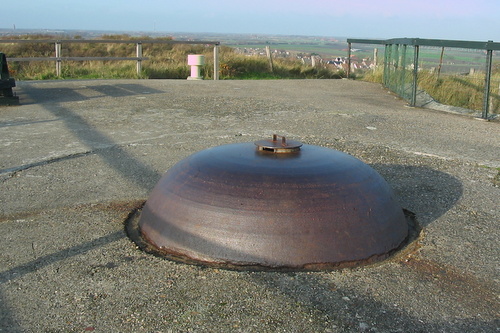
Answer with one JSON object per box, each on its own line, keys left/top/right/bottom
{"left": 0, "top": 149, "right": 96, "bottom": 176}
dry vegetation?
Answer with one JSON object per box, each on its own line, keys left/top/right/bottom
{"left": 361, "top": 65, "right": 500, "bottom": 114}
{"left": 1, "top": 34, "right": 343, "bottom": 80}
{"left": 2, "top": 34, "right": 498, "bottom": 113}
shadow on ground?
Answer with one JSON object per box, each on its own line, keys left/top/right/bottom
{"left": 1, "top": 82, "right": 485, "bottom": 333}
{"left": 17, "top": 82, "right": 166, "bottom": 105}
{"left": 372, "top": 164, "right": 463, "bottom": 227}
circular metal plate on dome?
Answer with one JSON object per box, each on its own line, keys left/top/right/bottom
{"left": 135, "top": 135, "right": 411, "bottom": 270}
{"left": 254, "top": 134, "right": 303, "bottom": 153}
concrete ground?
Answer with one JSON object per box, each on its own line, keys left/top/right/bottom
{"left": 0, "top": 79, "right": 498, "bottom": 333}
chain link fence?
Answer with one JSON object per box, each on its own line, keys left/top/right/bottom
{"left": 347, "top": 38, "right": 500, "bottom": 119}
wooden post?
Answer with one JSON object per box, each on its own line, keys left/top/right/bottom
{"left": 213, "top": 44, "right": 219, "bottom": 80}
{"left": 373, "top": 48, "right": 378, "bottom": 69}
{"left": 347, "top": 42, "right": 351, "bottom": 78}
{"left": 136, "top": 42, "right": 142, "bottom": 76}
{"left": 55, "top": 42, "right": 62, "bottom": 77}
{"left": 265, "top": 45, "right": 274, "bottom": 73}
{"left": 437, "top": 46, "right": 445, "bottom": 79}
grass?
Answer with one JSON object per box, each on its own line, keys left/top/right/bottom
{"left": 359, "top": 65, "right": 500, "bottom": 114}
{"left": 4, "top": 34, "right": 499, "bottom": 113}
{"left": 218, "top": 54, "right": 343, "bottom": 80}
{"left": 2, "top": 35, "right": 345, "bottom": 81}
{"left": 418, "top": 71, "right": 499, "bottom": 112}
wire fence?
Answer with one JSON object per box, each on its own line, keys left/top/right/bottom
{"left": 347, "top": 38, "right": 500, "bottom": 119}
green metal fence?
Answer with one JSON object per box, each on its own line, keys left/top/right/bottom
{"left": 346, "top": 38, "right": 500, "bottom": 119}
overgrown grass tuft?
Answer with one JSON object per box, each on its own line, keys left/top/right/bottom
{"left": 360, "top": 67, "right": 384, "bottom": 83}
{"left": 417, "top": 71, "right": 499, "bottom": 113}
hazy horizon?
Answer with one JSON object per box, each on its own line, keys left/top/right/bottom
{"left": 5, "top": 0, "right": 500, "bottom": 42}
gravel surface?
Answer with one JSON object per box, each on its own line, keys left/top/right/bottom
{"left": 0, "top": 79, "right": 499, "bottom": 332}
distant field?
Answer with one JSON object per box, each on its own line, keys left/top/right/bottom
{"left": 348, "top": 41, "right": 491, "bottom": 73}
{"left": 229, "top": 44, "right": 346, "bottom": 57}
{"left": 226, "top": 39, "right": 348, "bottom": 58}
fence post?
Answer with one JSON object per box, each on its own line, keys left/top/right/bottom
{"left": 265, "top": 45, "right": 274, "bottom": 73}
{"left": 136, "top": 42, "right": 143, "bottom": 76}
{"left": 399, "top": 44, "right": 407, "bottom": 98}
{"left": 437, "top": 46, "right": 445, "bottom": 79}
{"left": 383, "top": 44, "right": 390, "bottom": 86}
{"left": 394, "top": 44, "right": 400, "bottom": 70}
{"left": 394, "top": 44, "right": 401, "bottom": 95}
{"left": 482, "top": 42, "right": 493, "bottom": 119}
{"left": 410, "top": 44, "right": 419, "bottom": 107}
{"left": 213, "top": 44, "right": 219, "bottom": 80}
{"left": 55, "top": 41, "right": 62, "bottom": 77}
{"left": 347, "top": 42, "right": 351, "bottom": 78}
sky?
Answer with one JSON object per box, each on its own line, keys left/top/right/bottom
{"left": 4, "top": 0, "right": 500, "bottom": 41}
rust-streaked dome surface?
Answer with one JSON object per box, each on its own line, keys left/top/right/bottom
{"left": 138, "top": 136, "right": 409, "bottom": 270}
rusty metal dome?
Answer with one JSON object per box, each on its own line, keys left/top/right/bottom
{"left": 137, "top": 135, "right": 409, "bottom": 270}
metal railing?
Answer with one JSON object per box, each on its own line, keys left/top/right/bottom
{"left": 347, "top": 38, "right": 500, "bottom": 119}
{"left": 0, "top": 39, "right": 221, "bottom": 80}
